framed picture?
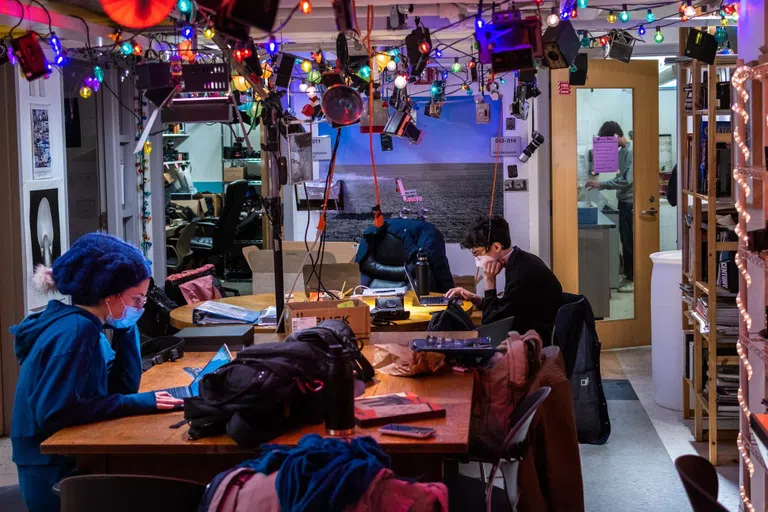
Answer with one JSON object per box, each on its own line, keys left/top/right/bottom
{"left": 31, "top": 105, "right": 53, "bottom": 179}
{"left": 29, "top": 188, "right": 61, "bottom": 268}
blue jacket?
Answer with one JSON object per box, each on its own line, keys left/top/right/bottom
{"left": 11, "top": 300, "right": 156, "bottom": 466}
{"left": 355, "top": 219, "right": 455, "bottom": 293}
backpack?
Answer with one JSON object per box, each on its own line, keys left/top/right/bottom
{"left": 469, "top": 330, "right": 543, "bottom": 459}
{"left": 427, "top": 298, "right": 474, "bottom": 332}
{"left": 137, "top": 278, "right": 178, "bottom": 338}
{"left": 285, "top": 319, "right": 375, "bottom": 382}
{"left": 183, "top": 342, "right": 328, "bottom": 447}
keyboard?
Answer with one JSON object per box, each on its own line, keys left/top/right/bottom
{"left": 409, "top": 336, "right": 495, "bottom": 358}
{"left": 163, "top": 386, "right": 193, "bottom": 399}
{"left": 418, "top": 296, "right": 462, "bottom": 306}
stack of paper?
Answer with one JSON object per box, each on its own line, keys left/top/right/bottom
{"left": 193, "top": 301, "right": 260, "bottom": 325}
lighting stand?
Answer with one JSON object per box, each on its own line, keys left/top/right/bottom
{"left": 261, "top": 116, "right": 285, "bottom": 332}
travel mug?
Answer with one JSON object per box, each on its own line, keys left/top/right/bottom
{"left": 325, "top": 345, "right": 356, "bottom": 436}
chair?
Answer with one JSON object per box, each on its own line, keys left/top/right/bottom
{"left": 191, "top": 180, "right": 249, "bottom": 274}
{"left": 674, "top": 455, "right": 729, "bottom": 512}
{"left": 448, "top": 387, "right": 552, "bottom": 512}
{"left": 166, "top": 221, "right": 197, "bottom": 274}
{"left": 474, "top": 316, "right": 516, "bottom": 347}
{"left": 58, "top": 474, "right": 204, "bottom": 512}
{"left": 303, "top": 263, "right": 361, "bottom": 296}
{"left": 395, "top": 177, "right": 428, "bottom": 219}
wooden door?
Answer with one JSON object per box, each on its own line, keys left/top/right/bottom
{"left": 551, "top": 59, "right": 660, "bottom": 348}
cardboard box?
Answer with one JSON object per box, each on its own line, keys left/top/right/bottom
{"left": 172, "top": 199, "right": 205, "bottom": 217}
{"left": 285, "top": 299, "right": 371, "bottom": 340}
{"left": 201, "top": 193, "right": 223, "bottom": 216}
{"left": 224, "top": 166, "right": 246, "bottom": 182}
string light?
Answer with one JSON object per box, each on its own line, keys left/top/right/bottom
{"left": 301, "top": 60, "right": 312, "bottom": 73}
{"left": 599, "top": 35, "right": 609, "bottom": 47}
{"left": 377, "top": 52, "right": 391, "bottom": 66}
{"left": 570, "top": 8, "right": 578, "bottom": 19}
{"left": 79, "top": 85, "right": 93, "bottom": 99}
{"left": 476, "top": 17, "right": 485, "bottom": 29}
{"left": 204, "top": 26, "right": 215, "bottom": 39}
{"left": 267, "top": 37, "right": 278, "bottom": 55}
{"left": 654, "top": 27, "right": 665, "bottom": 43}
{"left": 737, "top": 336, "right": 753, "bottom": 378}
{"left": 442, "top": 71, "right": 449, "bottom": 80}
{"left": 358, "top": 65, "right": 371, "bottom": 79}
{"left": 300, "top": 0, "right": 312, "bottom": 15}
{"left": 607, "top": 10, "right": 617, "bottom": 23}
{"left": 120, "top": 41, "right": 133, "bottom": 56}
{"left": 618, "top": 5, "right": 630, "bottom": 23}
{"left": 577, "top": 0, "right": 588, "bottom": 8}
{"left": 418, "top": 39, "right": 431, "bottom": 54}
{"left": 638, "top": 25, "right": 646, "bottom": 36}
{"left": 49, "top": 33, "right": 62, "bottom": 55}
{"left": 735, "top": 252, "right": 752, "bottom": 287}
{"left": 394, "top": 74, "right": 408, "bottom": 89}
{"left": 737, "top": 432, "right": 755, "bottom": 477}
{"left": 737, "top": 294, "right": 752, "bottom": 329}
{"left": 683, "top": 0, "right": 696, "bottom": 18}
{"left": 740, "top": 486, "right": 756, "bottom": 512}
{"left": 561, "top": 9, "right": 571, "bottom": 21}
{"left": 720, "top": 15, "right": 728, "bottom": 26}
{"left": 434, "top": 49, "right": 443, "bottom": 58}
{"left": 451, "top": 58, "right": 461, "bottom": 73}
{"left": 178, "top": 0, "right": 192, "bottom": 14}
{"left": 738, "top": 387, "right": 751, "bottom": 418}
{"left": 387, "top": 60, "right": 397, "bottom": 71}
{"left": 735, "top": 198, "right": 751, "bottom": 223}
{"left": 132, "top": 43, "right": 142, "bottom": 56}
{"left": 93, "top": 66, "right": 104, "bottom": 83}
{"left": 467, "top": 58, "right": 476, "bottom": 69}
{"left": 547, "top": 8, "right": 560, "bottom": 27}
{"left": 299, "top": 79, "right": 308, "bottom": 92}
{"left": 307, "top": 69, "right": 321, "bottom": 83}
{"left": 306, "top": 85, "right": 317, "bottom": 97}
{"left": 646, "top": 8, "right": 655, "bottom": 22}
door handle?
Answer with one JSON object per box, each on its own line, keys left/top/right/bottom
{"left": 641, "top": 207, "right": 658, "bottom": 216}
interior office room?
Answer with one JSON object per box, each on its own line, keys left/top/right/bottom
{"left": 0, "top": 0, "right": 765, "bottom": 511}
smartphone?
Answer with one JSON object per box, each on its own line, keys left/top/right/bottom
{"left": 379, "top": 424, "right": 436, "bottom": 439}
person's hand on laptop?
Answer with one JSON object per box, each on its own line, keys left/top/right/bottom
{"left": 155, "top": 392, "right": 184, "bottom": 410}
{"left": 445, "top": 287, "right": 482, "bottom": 307}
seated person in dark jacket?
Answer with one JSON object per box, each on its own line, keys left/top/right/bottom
{"left": 445, "top": 216, "right": 564, "bottom": 341}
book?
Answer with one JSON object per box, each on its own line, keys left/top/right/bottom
{"left": 354, "top": 392, "right": 446, "bottom": 427}
{"left": 192, "top": 301, "right": 260, "bottom": 325}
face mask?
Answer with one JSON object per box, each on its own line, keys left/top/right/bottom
{"left": 474, "top": 255, "right": 497, "bottom": 269}
{"left": 106, "top": 296, "right": 145, "bottom": 328}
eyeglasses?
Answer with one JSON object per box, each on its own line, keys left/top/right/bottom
{"left": 123, "top": 294, "right": 148, "bottom": 308}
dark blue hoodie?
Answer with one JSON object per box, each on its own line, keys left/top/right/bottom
{"left": 11, "top": 300, "right": 156, "bottom": 466}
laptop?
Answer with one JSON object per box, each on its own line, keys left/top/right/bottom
{"left": 158, "top": 345, "right": 233, "bottom": 399}
{"left": 474, "top": 316, "right": 516, "bottom": 347}
{"left": 403, "top": 266, "right": 460, "bottom": 307}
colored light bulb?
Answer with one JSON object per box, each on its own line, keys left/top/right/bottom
{"left": 500, "top": 77, "right": 505, "bottom": 84}
{"left": 467, "top": 58, "right": 476, "bottom": 69}
{"left": 49, "top": 33, "right": 61, "bottom": 54}
{"left": 306, "top": 86, "right": 316, "bottom": 97}
{"left": 394, "top": 74, "right": 407, "bottom": 89}
{"left": 720, "top": 15, "right": 728, "bottom": 26}
{"left": 577, "top": 0, "right": 588, "bottom": 8}
{"left": 376, "top": 53, "right": 390, "bottom": 66}
{"left": 267, "top": 37, "right": 278, "bottom": 54}
{"left": 418, "top": 39, "right": 430, "bottom": 54}
{"left": 618, "top": 5, "right": 630, "bottom": 23}
{"left": 476, "top": 17, "right": 484, "bottom": 29}
{"left": 638, "top": 25, "right": 646, "bottom": 36}
{"left": 431, "top": 83, "right": 439, "bottom": 95}
{"left": 547, "top": 8, "right": 560, "bottom": 27}
{"left": 307, "top": 69, "right": 321, "bottom": 83}
{"left": 93, "top": 65, "right": 104, "bottom": 82}
{"left": 301, "top": 60, "right": 312, "bottom": 73}
{"left": 570, "top": 8, "right": 578, "bottom": 19}
{"left": 387, "top": 60, "right": 397, "bottom": 71}
{"left": 299, "top": 80, "right": 308, "bottom": 92}
{"left": 359, "top": 65, "right": 371, "bottom": 79}
{"left": 204, "top": 26, "right": 215, "bottom": 39}
{"left": 451, "top": 58, "right": 461, "bottom": 73}
{"left": 683, "top": 1, "right": 696, "bottom": 18}
{"left": 646, "top": 9, "right": 655, "bottom": 22}
{"left": 181, "top": 25, "right": 194, "bottom": 39}
{"left": 132, "top": 43, "right": 142, "bottom": 55}
{"left": 435, "top": 49, "right": 443, "bottom": 58}
{"left": 143, "top": 141, "right": 152, "bottom": 155}
{"left": 599, "top": 36, "right": 609, "bottom": 46}
{"left": 79, "top": 85, "right": 93, "bottom": 99}
{"left": 120, "top": 42, "right": 133, "bottom": 55}
{"left": 300, "top": 0, "right": 312, "bottom": 14}
{"left": 388, "top": 48, "right": 399, "bottom": 57}
{"left": 654, "top": 27, "right": 664, "bottom": 43}
{"left": 714, "top": 26, "right": 728, "bottom": 44}
{"left": 178, "top": 0, "right": 192, "bottom": 13}
{"left": 607, "top": 10, "right": 617, "bottom": 23}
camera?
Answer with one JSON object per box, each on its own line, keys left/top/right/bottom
{"left": 519, "top": 131, "right": 545, "bottom": 163}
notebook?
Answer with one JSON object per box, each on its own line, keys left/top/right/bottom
{"left": 157, "top": 345, "right": 233, "bottom": 399}
{"left": 354, "top": 392, "right": 446, "bottom": 427}
{"left": 193, "top": 301, "right": 260, "bottom": 325}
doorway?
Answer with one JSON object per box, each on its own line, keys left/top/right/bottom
{"left": 551, "top": 59, "right": 660, "bottom": 348}
{"left": 63, "top": 60, "right": 106, "bottom": 243}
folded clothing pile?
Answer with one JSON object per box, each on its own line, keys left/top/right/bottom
{"left": 200, "top": 434, "right": 448, "bottom": 512}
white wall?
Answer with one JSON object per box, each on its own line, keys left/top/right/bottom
{"left": 175, "top": 122, "right": 223, "bottom": 188}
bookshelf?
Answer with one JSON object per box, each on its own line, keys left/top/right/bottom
{"left": 679, "top": 51, "right": 738, "bottom": 465}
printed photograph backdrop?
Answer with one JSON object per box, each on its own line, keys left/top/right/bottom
{"left": 317, "top": 96, "right": 504, "bottom": 242}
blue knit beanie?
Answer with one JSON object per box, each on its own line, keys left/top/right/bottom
{"left": 48, "top": 233, "right": 151, "bottom": 306}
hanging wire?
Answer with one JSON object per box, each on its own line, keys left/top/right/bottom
{"left": 9, "top": 0, "right": 25, "bottom": 39}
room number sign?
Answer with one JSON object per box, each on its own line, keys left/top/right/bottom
{"left": 490, "top": 136, "right": 523, "bottom": 157}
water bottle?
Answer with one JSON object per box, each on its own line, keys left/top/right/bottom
{"left": 416, "top": 249, "right": 431, "bottom": 297}
{"left": 325, "top": 345, "right": 356, "bottom": 436}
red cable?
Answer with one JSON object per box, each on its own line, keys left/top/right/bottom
{"left": 489, "top": 111, "right": 503, "bottom": 217}
{"left": 365, "top": 5, "right": 384, "bottom": 227}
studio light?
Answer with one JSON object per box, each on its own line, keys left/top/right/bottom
{"left": 654, "top": 27, "right": 665, "bottom": 43}
{"left": 547, "top": 8, "right": 560, "bottom": 27}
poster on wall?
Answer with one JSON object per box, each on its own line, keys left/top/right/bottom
{"left": 592, "top": 136, "right": 619, "bottom": 174}
{"left": 31, "top": 106, "right": 53, "bottom": 179}
{"left": 29, "top": 188, "right": 62, "bottom": 268}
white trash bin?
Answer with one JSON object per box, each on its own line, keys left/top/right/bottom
{"left": 650, "top": 250, "right": 683, "bottom": 411}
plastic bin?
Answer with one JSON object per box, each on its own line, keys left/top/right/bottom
{"left": 650, "top": 250, "right": 683, "bottom": 411}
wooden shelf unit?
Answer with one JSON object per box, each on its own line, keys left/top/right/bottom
{"left": 679, "top": 53, "right": 737, "bottom": 466}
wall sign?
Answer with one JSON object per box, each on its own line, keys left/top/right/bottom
{"left": 490, "top": 136, "right": 523, "bottom": 157}
{"left": 558, "top": 81, "right": 572, "bottom": 95}
{"left": 312, "top": 136, "right": 332, "bottom": 160}
{"left": 592, "top": 136, "right": 620, "bottom": 174}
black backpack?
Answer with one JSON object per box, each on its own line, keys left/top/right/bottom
{"left": 137, "top": 278, "right": 178, "bottom": 338}
{"left": 183, "top": 342, "right": 329, "bottom": 447}
{"left": 285, "top": 319, "right": 375, "bottom": 382}
{"left": 427, "top": 298, "right": 475, "bottom": 332}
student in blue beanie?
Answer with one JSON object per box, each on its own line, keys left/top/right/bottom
{"left": 10, "top": 232, "right": 183, "bottom": 511}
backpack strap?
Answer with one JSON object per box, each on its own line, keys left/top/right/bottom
{"left": 140, "top": 336, "right": 185, "bottom": 372}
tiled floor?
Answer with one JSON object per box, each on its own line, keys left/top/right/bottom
{"left": 608, "top": 288, "right": 635, "bottom": 321}
{"left": 0, "top": 347, "right": 741, "bottom": 510}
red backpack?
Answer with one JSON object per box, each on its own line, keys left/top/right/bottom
{"left": 469, "top": 330, "right": 544, "bottom": 458}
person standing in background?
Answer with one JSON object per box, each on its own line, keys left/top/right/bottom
{"left": 586, "top": 121, "right": 634, "bottom": 293}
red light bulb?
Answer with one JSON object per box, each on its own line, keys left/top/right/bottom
{"left": 300, "top": 0, "right": 312, "bottom": 14}
{"left": 418, "top": 39, "right": 431, "bottom": 54}
{"left": 467, "top": 58, "right": 476, "bottom": 69}
{"left": 599, "top": 36, "right": 609, "bottom": 46}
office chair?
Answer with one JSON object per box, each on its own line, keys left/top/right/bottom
{"left": 166, "top": 221, "right": 197, "bottom": 274}
{"left": 58, "top": 474, "right": 204, "bottom": 512}
{"left": 448, "top": 387, "right": 552, "bottom": 512}
{"left": 674, "top": 455, "right": 729, "bottom": 512}
{"left": 191, "top": 179, "right": 249, "bottom": 276}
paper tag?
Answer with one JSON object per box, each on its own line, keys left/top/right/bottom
{"left": 292, "top": 316, "right": 318, "bottom": 331}
{"left": 337, "top": 301, "right": 356, "bottom": 309}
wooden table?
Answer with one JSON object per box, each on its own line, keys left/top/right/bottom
{"left": 169, "top": 291, "right": 475, "bottom": 332}
{"left": 41, "top": 332, "right": 475, "bottom": 483}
